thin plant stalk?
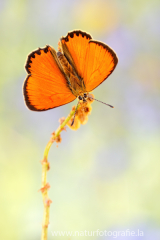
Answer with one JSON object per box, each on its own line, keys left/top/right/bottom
{"left": 40, "top": 106, "right": 78, "bottom": 240}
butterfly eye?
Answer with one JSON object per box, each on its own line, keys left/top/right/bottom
{"left": 84, "top": 93, "right": 87, "bottom": 98}
{"left": 78, "top": 96, "right": 83, "bottom": 101}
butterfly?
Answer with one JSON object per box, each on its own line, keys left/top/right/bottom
{"left": 23, "top": 30, "right": 118, "bottom": 111}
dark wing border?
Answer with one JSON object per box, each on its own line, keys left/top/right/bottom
{"left": 61, "top": 30, "right": 92, "bottom": 42}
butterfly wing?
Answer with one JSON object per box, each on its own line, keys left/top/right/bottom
{"left": 61, "top": 31, "right": 118, "bottom": 93}
{"left": 60, "top": 30, "right": 92, "bottom": 79}
{"left": 83, "top": 40, "right": 118, "bottom": 92}
{"left": 23, "top": 45, "right": 76, "bottom": 111}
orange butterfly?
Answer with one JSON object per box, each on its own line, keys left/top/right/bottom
{"left": 23, "top": 30, "right": 118, "bottom": 111}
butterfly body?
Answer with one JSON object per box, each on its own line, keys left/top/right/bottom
{"left": 57, "top": 51, "right": 86, "bottom": 97}
{"left": 23, "top": 30, "right": 118, "bottom": 111}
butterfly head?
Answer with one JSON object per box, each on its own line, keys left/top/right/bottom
{"left": 78, "top": 93, "right": 88, "bottom": 103}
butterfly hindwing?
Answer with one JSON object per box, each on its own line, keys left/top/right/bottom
{"left": 23, "top": 45, "right": 76, "bottom": 111}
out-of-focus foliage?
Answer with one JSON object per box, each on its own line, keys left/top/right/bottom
{"left": 0, "top": 0, "right": 160, "bottom": 239}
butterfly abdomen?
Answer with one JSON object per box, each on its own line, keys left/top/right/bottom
{"left": 57, "top": 51, "right": 84, "bottom": 97}
{"left": 57, "top": 51, "right": 73, "bottom": 76}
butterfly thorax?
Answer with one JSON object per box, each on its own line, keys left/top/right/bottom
{"left": 57, "top": 52, "right": 85, "bottom": 97}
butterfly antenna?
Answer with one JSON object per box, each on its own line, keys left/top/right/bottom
{"left": 89, "top": 96, "right": 114, "bottom": 108}
{"left": 71, "top": 101, "right": 79, "bottom": 126}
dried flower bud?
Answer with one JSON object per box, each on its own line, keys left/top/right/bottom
{"left": 45, "top": 198, "right": 52, "bottom": 206}
{"left": 67, "top": 93, "right": 94, "bottom": 130}
{"left": 59, "top": 117, "right": 65, "bottom": 124}
{"left": 78, "top": 112, "right": 86, "bottom": 124}
{"left": 84, "top": 104, "right": 92, "bottom": 115}
{"left": 67, "top": 116, "right": 80, "bottom": 130}
{"left": 81, "top": 116, "right": 88, "bottom": 125}
{"left": 39, "top": 183, "right": 50, "bottom": 193}
{"left": 59, "top": 117, "right": 67, "bottom": 131}
{"left": 51, "top": 132, "right": 62, "bottom": 143}
{"left": 87, "top": 93, "right": 94, "bottom": 104}
{"left": 55, "top": 134, "right": 62, "bottom": 143}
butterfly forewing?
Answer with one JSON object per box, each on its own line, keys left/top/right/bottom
{"left": 83, "top": 40, "right": 118, "bottom": 92}
{"left": 23, "top": 46, "right": 76, "bottom": 111}
{"left": 60, "top": 31, "right": 118, "bottom": 93}
{"left": 60, "top": 30, "right": 92, "bottom": 79}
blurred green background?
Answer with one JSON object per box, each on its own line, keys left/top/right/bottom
{"left": 1, "top": 0, "right": 160, "bottom": 239}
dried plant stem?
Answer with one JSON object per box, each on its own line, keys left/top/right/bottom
{"left": 40, "top": 106, "right": 78, "bottom": 240}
